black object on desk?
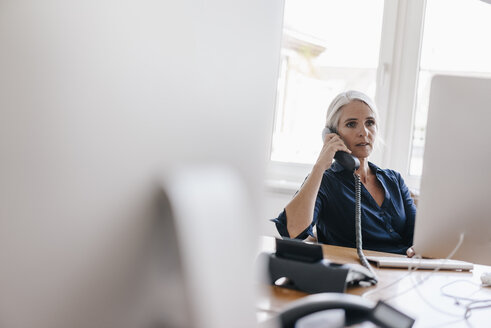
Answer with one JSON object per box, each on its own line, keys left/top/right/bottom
{"left": 274, "top": 293, "right": 415, "bottom": 328}
{"left": 261, "top": 238, "right": 350, "bottom": 294}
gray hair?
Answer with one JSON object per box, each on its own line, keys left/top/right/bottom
{"left": 324, "top": 90, "right": 379, "bottom": 133}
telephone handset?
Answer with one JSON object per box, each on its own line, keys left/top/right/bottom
{"left": 322, "top": 127, "right": 360, "bottom": 171}
{"left": 270, "top": 293, "right": 415, "bottom": 328}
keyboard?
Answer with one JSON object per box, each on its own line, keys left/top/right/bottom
{"left": 366, "top": 256, "right": 474, "bottom": 271}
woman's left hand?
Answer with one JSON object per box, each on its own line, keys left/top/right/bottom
{"left": 406, "top": 246, "right": 415, "bottom": 258}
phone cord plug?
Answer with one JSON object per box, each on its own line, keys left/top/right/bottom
{"left": 354, "top": 172, "right": 378, "bottom": 284}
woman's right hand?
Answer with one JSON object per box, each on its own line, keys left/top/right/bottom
{"left": 315, "top": 133, "right": 351, "bottom": 171}
{"left": 285, "top": 132, "right": 349, "bottom": 238}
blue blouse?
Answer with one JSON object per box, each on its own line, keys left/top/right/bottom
{"left": 272, "top": 161, "right": 416, "bottom": 254}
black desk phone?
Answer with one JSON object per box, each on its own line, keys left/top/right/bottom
{"left": 265, "top": 238, "right": 376, "bottom": 292}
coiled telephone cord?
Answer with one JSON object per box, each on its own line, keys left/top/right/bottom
{"left": 354, "top": 172, "right": 378, "bottom": 283}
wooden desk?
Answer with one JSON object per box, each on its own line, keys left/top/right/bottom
{"left": 257, "top": 236, "right": 491, "bottom": 327}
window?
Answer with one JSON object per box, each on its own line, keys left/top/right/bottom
{"left": 409, "top": 0, "right": 491, "bottom": 176}
{"left": 271, "top": 0, "right": 385, "bottom": 165}
{"left": 268, "top": 0, "right": 491, "bottom": 191}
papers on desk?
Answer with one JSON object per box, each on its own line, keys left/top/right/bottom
{"left": 366, "top": 256, "right": 474, "bottom": 271}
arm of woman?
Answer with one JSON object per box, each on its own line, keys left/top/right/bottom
{"left": 283, "top": 134, "right": 351, "bottom": 238}
{"left": 397, "top": 172, "right": 417, "bottom": 256}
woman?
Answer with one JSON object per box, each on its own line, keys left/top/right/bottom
{"left": 272, "top": 90, "right": 416, "bottom": 255}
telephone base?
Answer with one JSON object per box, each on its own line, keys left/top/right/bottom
{"left": 260, "top": 252, "right": 349, "bottom": 294}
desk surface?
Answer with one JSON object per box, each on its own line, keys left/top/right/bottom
{"left": 257, "top": 236, "right": 491, "bottom": 328}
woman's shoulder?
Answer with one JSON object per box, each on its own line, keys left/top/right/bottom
{"left": 369, "top": 162, "right": 402, "bottom": 181}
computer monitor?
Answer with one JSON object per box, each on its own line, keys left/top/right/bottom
{"left": 413, "top": 75, "right": 491, "bottom": 265}
{"left": 0, "top": 1, "right": 284, "bottom": 327}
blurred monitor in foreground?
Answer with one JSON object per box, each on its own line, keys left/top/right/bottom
{"left": 0, "top": 1, "right": 284, "bottom": 327}
{"left": 413, "top": 75, "right": 491, "bottom": 265}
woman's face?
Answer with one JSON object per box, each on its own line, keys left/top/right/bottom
{"left": 336, "top": 100, "right": 377, "bottom": 159}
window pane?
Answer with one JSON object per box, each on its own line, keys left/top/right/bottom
{"left": 271, "top": 0, "right": 384, "bottom": 164}
{"left": 409, "top": 0, "right": 491, "bottom": 176}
